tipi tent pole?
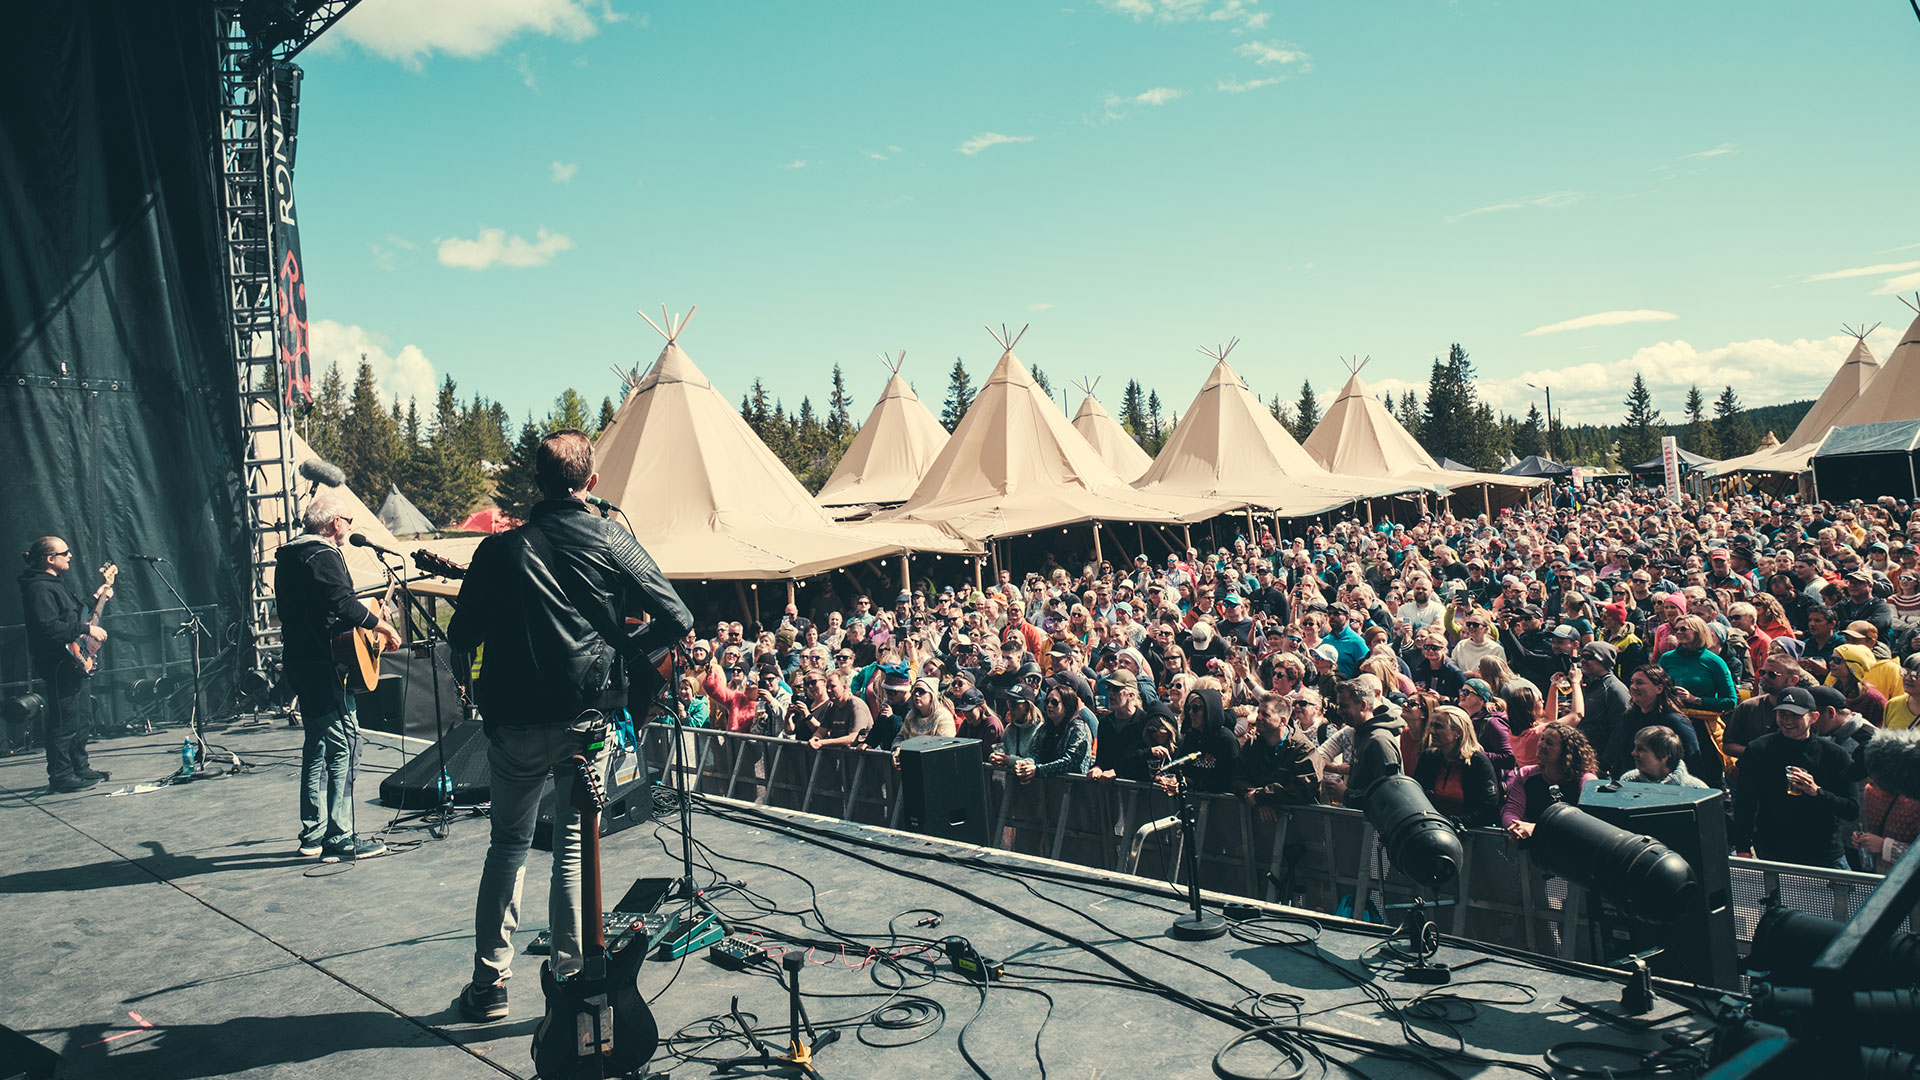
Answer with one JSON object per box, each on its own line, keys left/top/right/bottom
{"left": 974, "top": 557, "right": 984, "bottom": 594}
{"left": 786, "top": 581, "right": 796, "bottom": 608}
{"left": 1092, "top": 523, "right": 1104, "bottom": 567}
{"left": 1183, "top": 525, "right": 1192, "bottom": 554}
{"left": 990, "top": 540, "right": 1002, "bottom": 586}
{"left": 1482, "top": 485, "right": 1491, "bottom": 518}
{"left": 900, "top": 550, "right": 912, "bottom": 594}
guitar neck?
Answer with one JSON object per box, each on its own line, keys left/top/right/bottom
{"left": 581, "top": 793, "right": 605, "bottom": 968}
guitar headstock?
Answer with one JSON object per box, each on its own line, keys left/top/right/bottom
{"left": 96, "top": 564, "right": 118, "bottom": 600}
{"left": 412, "top": 549, "right": 467, "bottom": 580}
{"left": 569, "top": 754, "right": 609, "bottom": 814}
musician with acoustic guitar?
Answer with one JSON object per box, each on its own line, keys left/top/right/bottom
{"left": 446, "top": 428, "right": 691, "bottom": 1049}
{"left": 275, "top": 493, "right": 401, "bottom": 863}
{"left": 18, "top": 536, "right": 113, "bottom": 793}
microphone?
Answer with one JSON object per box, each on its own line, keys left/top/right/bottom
{"left": 349, "top": 533, "right": 403, "bottom": 558}
{"left": 587, "top": 495, "right": 622, "bottom": 515}
{"left": 130, "top": 554, "right": 167, "bottom": 563}
{"left": 1157, "top": 750, "right": 1204, "bottom": 774}
{"left": 298, "top": 458, "right": 346, "bottom": 488}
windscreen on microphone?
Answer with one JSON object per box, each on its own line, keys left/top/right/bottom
{"left": 1862, "top": 729, "right": 1920, "bottom": 801}
{"left": 299, "top": 458, "right": 346, "bottom": 487}
{"left": 348, "top": 533, "right": 373, "bottom": 548}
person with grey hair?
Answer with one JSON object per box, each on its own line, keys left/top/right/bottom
{"left": 276, "top": 491, "right": 401, "bottom": 863}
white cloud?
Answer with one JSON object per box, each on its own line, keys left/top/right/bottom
{"left": 1524, "top": 309, "right": 1679, "bottom": 337}
{"left": 1096, "top": 0, "right": 1268, "bottom": 29}
{"left": 597, "top": 1, "right": 628, "bottom": 23}
{"left": 370, "top": 235, "right": 417, "bottom": 271}
{"left": 1803, "top": 260, "right": 1920, "bottom": 283}
{"left": 515, "top": 52, "right": 540, "bottom": 90}
{"left": 1027, "top": 302, "right": 1054, "bottom": 311}
{"left": 864, "top": 150, "right": 889, "bottom": 160}
{"left": 779, "top": 159, "right": 808, "bottom": 170}
{"left": 1216, "top": 75, "right": 1280, "bottom": 93}
{"left": 436, "top": 226, "right": 574, "bottom": 269}
{"left": 1682, "top": 143, "right": 1737, "bottom": 159}
{"left": 958, "top": 132, "right": 1035, "bottom": 156}
{"left": 1872, "top": 271, "right": 1920, "bottom": 296}
{"left": 330, "top": 0, "right": 599, "bottom": 66}
{"left": 550, "top": 160, "right": 578, "bottom": 182}
{"left": 1875, "top": 241, "right": 1920, "bottom": 255}
{"left": 1130, "top": 86, "right": 1186, "bottom": 105}
{"left": 309, "top": 319, "right": 439, "bottom": 407}
{"left": 1445, "top": 191, "right": 1582, "bottom": 224}
{"left": 1237, "top": 40, "right": 1311, "bottom": 69}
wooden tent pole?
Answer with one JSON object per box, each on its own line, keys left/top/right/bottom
{"left": 900, "top": 550, "right": 911, "bottom": 594}
{"left": 1482, "top": 484, "right": 1491, "bottom": 519}
{"left": 990, "top": 539, "right": 1002, "bottom": 586}
{"left": 1183, "top": 525, "right": 1192, "bottom": 554}
{"left": 786, "top": 581, "right": 796, "bottom": 607}
{"left": 974, "top": 556, "right": 984, "bottom": 594}
{"left": 1092, "top": 522, "right": 1104, "bottom": 567}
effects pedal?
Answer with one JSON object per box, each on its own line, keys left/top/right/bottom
{"left": 660, "top": 911, "right": 725, "bottom": 959}
{"left": 527, "top": 911, "right": 646, "bottom": 956}
{"left": 708, "top": 936, "right": 772, "bottom": 970}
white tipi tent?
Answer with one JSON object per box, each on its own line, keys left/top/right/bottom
{"left": 1070, "top": 378, "right": 1155, "bottom": 482}
{"left": 592, "top": 307, "right": 969, "bottom": 579}
{"left": 816, "top": 352, "right": 950, "bottom": 512}
{"left": 1822, "top": 300, "right": 1920, "bottom": 429}
{"left": 1709, "top": 322, "right": 1887, "bottom": 477}
{"left": 1134, "top": 342, "right": 1433, "bottom": 515}
{"left": 378, "top": 483, "right": 439, "bottom": 537}
{"left": 876, "top": 326, "right": 1228, "bottom": 539}
{"left": 1303, "top": 360, "right": 1542, "bottom": 507}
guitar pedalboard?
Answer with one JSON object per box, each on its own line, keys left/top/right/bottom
{"left": 707, "top": 936, "right": 772, "bottom": 970}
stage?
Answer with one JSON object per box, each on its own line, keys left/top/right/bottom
{"left": 0, "top": 718, "right": 1716, "bottom": 1078}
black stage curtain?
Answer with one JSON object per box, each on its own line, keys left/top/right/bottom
{"left": 0, "top": 2, "right": 248, "bottom": 713}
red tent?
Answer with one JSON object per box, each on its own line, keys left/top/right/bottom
{"left": 454, "top": 507, "right": 517, "bottom": 534}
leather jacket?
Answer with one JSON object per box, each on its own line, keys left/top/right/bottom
{"left": 448, "top": 498, "right": 693, "bottom": 729}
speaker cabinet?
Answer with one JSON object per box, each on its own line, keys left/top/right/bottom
{"left": 533, "top": 747, "right": 657, "bottom": 851}
{"left": 896, "top": 735, "right": 988, "bottom": 847}
{"left": 377, "top": 719, "right": 491, "bottom": 809}
{"left": 1580, "top": 779, "right": 1740, "bottom": 989}
{"left": 354, "top": 642, "right": 464, "bottom": 740}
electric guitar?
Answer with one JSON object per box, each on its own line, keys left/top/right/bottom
{"left": 413, "top": 548, "right": 677, "bottom": 707}
{"left": 531, "top": 752, "right": 659, "bottom": 1078}
{"left": 66, "top": 564, "right": 118, "bottom": 676}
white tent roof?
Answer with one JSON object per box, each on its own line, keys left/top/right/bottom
{"left": 1304, "top": 371, "right": 1542, "bottom": 492}
{"left": 247, "top": 402, "right": 409, "bottom": 593}
{"left": 1707, "top": 325, "right": 1893, "bottom": 477}
{"left": 1134, "top": 358, "right": 1432, "bottom": 515}
{"left": 876, "top": 335, "right": 1228, "bottom": 539}
{"left": 1071, "top": 393, "right": 1155, "bottom": 482}
{"left": 1824, "top": 306, "right": 1920, "bottom": 429}
{"left": 816, "top": 367, "right": 950, "bottom": 509}
{"left": 378, "top": 483, "right": 439, "bottom": 537}
{"left": 593, "top": 317, "right": 971, "bottom": 579}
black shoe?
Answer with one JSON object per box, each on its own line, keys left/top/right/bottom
{"left": 50, "top": 776, "right": 100, "bottom": 793}
{"left": 319, "top": 836, "right": 388, "bottom": 863}
{"left": 77, "top": 768, "right": 111, "bottom": 782}
{"left": 457, "top": 980, "right": 509, "bottom": 1022}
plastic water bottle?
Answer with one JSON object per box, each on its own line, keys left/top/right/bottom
{"left": 436, "top": 769, "right": 453, "bottom": 803}
{"left": 180, "top": 738, "right": 198, "bottom": 777}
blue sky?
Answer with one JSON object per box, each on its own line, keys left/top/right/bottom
{"left": 296, "top": 0, "right": 1920, "bottom": 429}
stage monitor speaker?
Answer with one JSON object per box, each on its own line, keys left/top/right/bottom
{"left": 355, "top": 642, "right": 464, "bottom": 740}
{"left": 896, "top": 735, "right": 988, "bottom": 847}
{"left": 533, "top": 747, "right": 657, "bottom": 851}
{"left": 378, "top": 719, "right": 491, "bottom": 809}
{"left": 1579, "top": 779, "right": 1739, "bottom": 989}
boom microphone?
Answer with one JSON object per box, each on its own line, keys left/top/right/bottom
{"left": 1157, "top": 750, "right": 1204, "bottom": 774}
{"left": 298, "top": 458, "right": 346, "bottom": 488}
{"left": 586, "top": 495, "right": 622, "bottom": 515}
{"left": 348, "top": 533, "right": 402, "bottom": 558}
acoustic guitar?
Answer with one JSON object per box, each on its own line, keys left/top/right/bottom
{"left": 331, "top": 576, "right": 397, "bottom": 694}
{"left": 412, "top": 548, "right": 676, "bottom": 708}
{"left": 66, "top": 563, "right": 118, "bottom": 676}
{"left": 530, "top": 752, "right": 658, "bottom": 1078}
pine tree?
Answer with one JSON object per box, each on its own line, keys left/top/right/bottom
{"left": 492, "top": 418, "right": 545, "bottom": 524}
{"left": 1398, "top": 389, "right": 1422, "bottom": 447}
{"left": 305, "top": 360, "right": 347, "bottom": 465}
{"left": 337, "top": 357, "right": 404, "bottom": 498}
{"left": 826, "top": 363, "right": 854, "bottom": 443}
{"left": 1712, "top": 386, "right": 1757, "bottom": 457}
{"left": 1289, "top": 380, "right": 1320, "bottom": 442}
{"left": 1682, "top": 385, "right": 1718, "bottom": 458}
{"left": 547, "top": 388, "right": 594, "bottom": 434}
{"left": 940, "top": 358, "right": 974, "bottom": 432}
{"left": 1270, "top": 395, "right": 1295, "bottom": 434}
{"left": 598, "top": 396, "right": 617, "bottom": 433}
{"left": 1510, "top": 404, "right": 1546, "bottom": 459}
{"left": 1146, "top": 390, "right": 1165, "bottom": 453}
{"left": 1617, "top": 373, "right": 1665, "bottom": 468}
{"left": 1120, "top": 379, "right": 1147, "bottom": 437}
{"left": 1030, "top": 364, "right": 1054, "bottom": 409}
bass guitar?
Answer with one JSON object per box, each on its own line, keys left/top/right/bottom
{"left": 531, "top": 751, "right": 659, "bottom": 1078}
{"left": 66, "top": 564, "right": 119, "bottom": 676}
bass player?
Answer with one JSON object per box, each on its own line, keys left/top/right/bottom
{"left": 18, "top": 536, "right": 109, "bottom": 792}
{"left": 276, "top": 493, "right": 401, "bottom": 862}
{"left": 447, "top": 429, "right": 691, "bottom": 1024}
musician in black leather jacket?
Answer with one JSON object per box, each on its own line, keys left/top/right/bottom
{"left": 18, "top": 536, "right": 107, "bottom": 792}
{"left": 448, "top": 429, "right": 693, "bottom": 1024}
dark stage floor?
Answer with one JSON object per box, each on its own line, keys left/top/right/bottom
{"left": 0, "top": 718, "right": 1715, "bottom": 1078}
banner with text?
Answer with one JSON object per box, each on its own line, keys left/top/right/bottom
{"left": 267, "top": 62, "right": 311, "bottom": 407}
{"left": 1661, "top": 435, "right": 1680, "bottom": 502}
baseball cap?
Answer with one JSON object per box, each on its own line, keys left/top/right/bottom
{"left": 1004, "top": 682, "right": 1039, "bottom": 706}
{"left": 1773, "top": 686, "right": 1814, "bottom": 715}
{"left": 1327, "top": 602, "right": 1351, "bottom": 617}
{"left": 1581, "top": 641, "right": 1618, "bottom": 664}
{"left": 1312, "top": 643, "right": 1339, "bottom": 664}
{"left": 1808, "top": 685, "right": 1847, "bottom": 711}
{"left": 1105, "top": 668, "right": 1138, "bottom": 690}
{"left": 1846, "top": 570, "right": 1873, "bottom": 583}
{"left": 954, "top": 687, "right": 986, "bottom": 710}
{"left": 1840, "top": 620, "right": 1878, "bottom": 641}
{"left": 1551, "top": 624, "right": 1581, "bottom": 640}
{"left": 896, "top": 590, "right": 913, "bottom": 604}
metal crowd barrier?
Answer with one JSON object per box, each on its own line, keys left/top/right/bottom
{"left": 639, "top": 724, "right": 1905, "bottom": 970}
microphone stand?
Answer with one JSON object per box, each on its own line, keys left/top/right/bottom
{"left": 662, "top": 646, "right": 702, "bottom": 907}
{"left": 371, "top": 550, "right": 457, "bottom": 832}
{"left": 1165, "top": 762, "right": 1227, "bottom": 941}
{"left": 145, "top": 560, "right": 210, "bottom": 759}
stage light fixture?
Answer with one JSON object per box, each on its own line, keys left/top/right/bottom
{"left": 1363, "top": 775, "right": 1462, "bottom": 887}
{"left": 1748, "top": 907, "right": 1920, "bottom": 990}
{"left": 1528, "top": 803, "right": 1698, "bottom": 925}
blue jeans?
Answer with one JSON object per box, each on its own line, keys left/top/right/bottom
{"left": 472, "top": 719, "right": 606, "bottom": 988}
{"left": 297, "top": 679, "right": 360, "bottom": 847}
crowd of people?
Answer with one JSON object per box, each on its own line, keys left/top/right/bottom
{"left": 663, "top": 483, "right": 1920, "bottom": 875}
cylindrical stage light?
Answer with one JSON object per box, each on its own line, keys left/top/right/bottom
{"left": 1364, "top": 775, "right": 1462, "bottom": 887}
{"left": 1529, "top": 803, "right": 1698, "bottom": 925}
{"left": 1747, "top": 907, "right": 1920, "bottom": 990}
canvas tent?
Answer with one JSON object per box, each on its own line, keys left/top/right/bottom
{"left": 1629, "top": 447, "right": 1717, "bottom": 476}
{"left": 1811, "top": 419, "right": 1920, "bottom": 502}
{"left": 1821, "top": 301, "right": 1920, "bottom": 430}
{"left": 1503, "top": 455, "right": 1572, "bottom": 478}
{"left": 1071, "top": 380, "right": 1155, "bottom": 482}
{"left": 816, "top": 352, "right": 950, "bottom": 512}
{"left": 876, "top": 326, "right": 1229, "bottom": 540}
{"left": 1708, "top": 324, "right": 1884, "bottom": 478}
{"left": 592, "top": 308, "right": 971, "bottom": 580}
{"left": 246, "top": 402, "right": 408, "bottom": 593}
{"left": 1303, "top": 366, "right": 1542, "bottom": 508}
{"left": 1133, "top": 343, "right": 1432, "bottom": 517}
{"left": 379, "top": 484, "right": 438, "bottom": 537}
{"left": 454, "top": 507, "right": 514, "bottom": 534}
